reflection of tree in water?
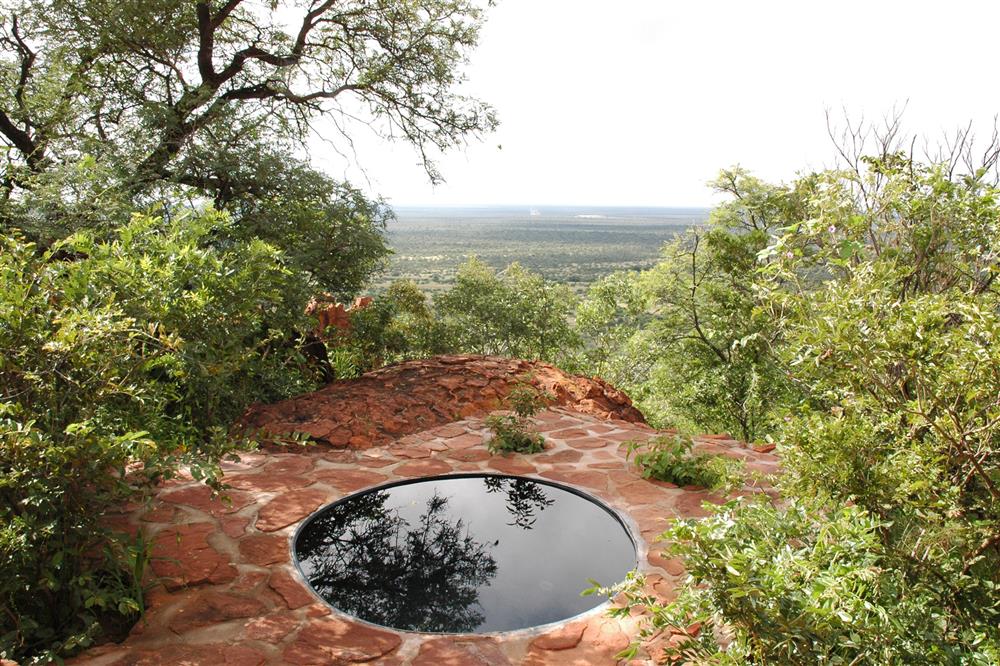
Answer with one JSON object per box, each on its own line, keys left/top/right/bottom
{"left": 483, "top": 477, "right": 555, "bottom": 529}
{"left": 295, "top": 490, "right": 498, "bottom": 632}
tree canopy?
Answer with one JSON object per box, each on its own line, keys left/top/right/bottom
{"left": 0, "top": 1, "right": 498, "bottom": 661}
{"left": 0, "top": 0, "right": 496, "bottom": 294}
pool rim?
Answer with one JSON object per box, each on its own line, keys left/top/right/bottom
{"left": 289, "top": 471, "right": 642, "bottom": 638}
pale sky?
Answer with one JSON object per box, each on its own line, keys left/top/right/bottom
{"left": 312, "top": 0, "right": 1000, "bottom": 207}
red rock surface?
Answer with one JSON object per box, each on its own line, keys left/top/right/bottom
{"left": 239, "top": 355, "right": 644, "bottom": 449}
{"left": 306, "top": 295, "right": 372, "bottom": 338}
{"left": 282, "top": 616, "right": 401, "bottom": 664}
{"left": 72, "top": 360, "right": 779, "bottom": 665}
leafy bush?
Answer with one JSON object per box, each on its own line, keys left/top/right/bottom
{"left": 486, "top": 383, "right": 553, "bottom": 455}
{"left": 609, "top": 143, "right": 1000, "bottom": 663}
{"left": 567, "top": 172, "right": 798, "bottom": 441}
{"left": 0, "top": 211, "right": 321, "bottom": 662}
{"left": 603, "top": 500, "right": 987, "bottom": 665}
{"left": 435, "top": 258, "right": 580, "bottom": 363}
{"left": 624, "top": 435, "right": 744, "bottom": 491}
{"left": 568, "top": 271, "right": 656, "bottom": 395}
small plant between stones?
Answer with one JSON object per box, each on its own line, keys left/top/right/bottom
{"left": 624, "top": 434, "right": 744, "bottom": 491}
{"left": 486, "top": 381, "right": 554, "bottom": 455}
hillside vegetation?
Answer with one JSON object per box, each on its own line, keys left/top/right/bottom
{"left": 0, "top": 0, "right": 998, "bottom": 661}
{"left": 333, "top": 131, "right": 1000, "bottom": 663}
{"left": 0, "top": 0, "right": 491, "bottom": 660}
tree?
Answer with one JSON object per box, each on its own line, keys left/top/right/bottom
{"left": 608, "top": 126, "right": 1000, "bottom": 664}
{"left": 0, "top": 0, "right": 497, "bottom": 293}
{"left": 0, "top": 1, "right": 499, "bottom": 660}
{"left": 434, "top": 257, "right": 580, "bottom": 362}
{"left": 1, "top": 211, "right": 317, "bottom": 662}
{"left": 570, "top": 270, "right": 655, "bottom": 394}
{"left": 0, "top": 0, "right": 495, "bottom": 186}
{"left": 570, "top": 170, "right": 798, "bottom": 441}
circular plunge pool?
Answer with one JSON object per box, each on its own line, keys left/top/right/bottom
{"left": 293, "top": 474, "right": 637, "bottom": 633}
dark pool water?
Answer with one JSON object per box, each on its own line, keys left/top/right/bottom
{"left": 293, "top": 474, "right": 636, "bottom": 633}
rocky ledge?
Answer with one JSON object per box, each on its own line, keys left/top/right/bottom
{"left": 240, "top": 355, "right": 644, "bottom": 448}
{"left": 70, "top": 356, "right": 777, "bottom": 665}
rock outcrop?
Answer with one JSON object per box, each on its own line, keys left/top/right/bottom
{"left": 239, "top": 355, "right": 644, "bottom": 448}
{"left": 304, "top": 295, "right": 373, "bottom": 338}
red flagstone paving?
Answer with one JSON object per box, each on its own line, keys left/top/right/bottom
{"left": 255, "top": 489, "right": 330, "bottom": 532}
{"left": 71, "top": 359, "right": 778, "bottom": 666}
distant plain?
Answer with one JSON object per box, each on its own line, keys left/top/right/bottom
{"left": 379, "top": 206, "right": 710, "bottom": 293}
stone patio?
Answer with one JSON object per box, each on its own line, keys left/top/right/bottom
{"left": 71, "top": 406, "right": 776, "bottom": 666}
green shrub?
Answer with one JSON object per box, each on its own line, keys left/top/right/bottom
{"left": 435, "top": 258, "right": 580, "bottom": 363}
{"left": 485, "top": 414, "right": 545, "bottom": 455}
{"left": 624, "top": 434, "right": 744, "bottom": 491}
{"left": 601, "top": 499, "right": 983, "bottom": 665}
{"left": 485, "top": 383, "right": 553, "bottom": 455}
{"left": 0, "top": 211, "right": 320, "bottom": 662}
{"left": 606, "top": 149, "right": 1000, "bottom": 664}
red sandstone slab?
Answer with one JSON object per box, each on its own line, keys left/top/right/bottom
{"left": 604, "top": 430, "right": 654, "bottom": 442}
{"left": 231, "top": 571, "right": 268, "bottom": 593}
{"left": 446, "top": 448, "right": 492, "bottom": 463}
{"left": 221, "top": 514, "right": 251, "bottom": 539}
{"left": 627, "top": 505, "right": 675, "bottom": 538}
{"left": 644, "top": 573, "right": 680, "bottom": 604}
{"left": 243, "top": 613, "right": 299, "bottom": 645}
{"left": 433, "top": 424, "right": 467, "bottom": 438}
{"left": 444, "top": 433, "right": 484, "bottom": 450}
{"left": 534, "top": 420, "right": 584, "bottom": 433}
{"left": 105, "top": 644, "right": 267, "bottom": 665}
{"left": 593, "top": 619, "right": 633, "bottom": 652}
{"left": 539, "top": 469, "right": 608, "bottom": 492}
{"left": 565, "top": 436, "right": 608, "bottom": 450}
{"left": 265, "top": 455, "right": 316, "bottom": 476}
{"left": 647, "top": 549, "right": 682, "bottom": 573}
{"left": 168, "top": 591, "right": 267, "bottom": 634}
{"left": 546, "top": 428, "right": 591, "bottom": 440}
{"left": 238, "top": 534, "right": 289, "bottom": 566}
{"left": 242, "top": 613, "right": 300, "bottom": 643}
{"left": 312, "top": 468, "right": 389, "bottom": 493}
{"left": 138, "top": 505, "right": 177, "bottom": 523}
{"left": 224, "top": 472, "right": 314, "bottom": 493}
{"left": 412, "top": 638, "right": 510, "bottom": 665}
{"left": 268, "top": 569, "right": 314, "bottom": 609}
{"left": 426, "top": 440, "right": 450, "bottom": 452}
{"left": 533, "top": 410, "right": 570, "bottom": 423}
{"left": 530, "top": 622, "right": 586, "bottom": 650}
{"left": 392, "top": 447, "right": 433, "bottom": 459}
{"left": 323, "top": 450, "right": 359, "bottom": 464}
{"left": 617, "top": 481, "right": 672, "bottom": 506}
{"left": 393, "top": 459, "right": 453, "bottom": 477}
{"left": 534, "top": 449, "right": 583, "bottom": 464}
{"left": 255, "top": 488, "right": 330, "bottom": 532}
{"left": 356, "top": 456, "right": 396, "bottom": 468}
{"left": 488, "top": 456, "right": 537, "bottom": 475}
{"left": 282, "top": 616, "right": 402, "bottom": 664}
{"left": 522, "top": 641, "right": 622, "bottom": 666}
{"left": 670, "top": 490, "right": 723, "bottom": 518}
{"left": 607, "top": 469, "right": 640, "bottom": 486}
{"left": 586, "top": 424, "right": 617, "bottom": 435}
{"left": 150, "top": 523, "right": 236, "bottom": 590}
{"left": 219, "top": 452, "right": 268, "bottom": 471}
{"left": 160, "top": 485, "right": 253, "bottom": 516}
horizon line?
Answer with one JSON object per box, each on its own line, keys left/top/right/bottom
{"left": 387, "top": 202, "right": 715, "bottom": 209}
